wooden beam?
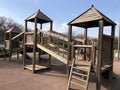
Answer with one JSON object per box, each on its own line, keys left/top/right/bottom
{"left": 37, "top": 44, "right": 67, "bottom": 64}
{"left": 109, "top": 25, "right": 115, "bottom": 90}
{"left": 84, "top": 28, "right": 88, "bottom": 42}
{"left": 38, "top": 23, "right": 42, "bottom": 64}
{"left": 50, "top": 22, "right": 53, "bottom": 31}
{"left": 74, "top": 45, "right": 92, "bottom": 48}
{"left": 9, "top": 32, "right": 12, "bottom": 62}
{"left": 33, "top": 18, "right": 37, "bottom": 73}
{"left": 67, "top": 25, "right": 72, "bottom": 77}
{"left": 84, "top": 28, "right": 87, "bottom": 61}
{"left": 49, "top": 22, "right": 53, "bottom": 66}
{"left": 23, "top": 20, "right": 27, "bottom": 67}
{"left": 4, "top": 30, "right": 7, "bottom": 60}
{"left": 96, "top": 20, "right": 103, "bottom": 90}
{"left": 12, "top": 31, "right": 24, "bottom": 40}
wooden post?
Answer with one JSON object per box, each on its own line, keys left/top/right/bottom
{"left": 4, "top": 32, "right": 6, "bottom": 60}
{"left": 67, "top": 25, "right": 72, "bottom": 77}
{"left": 84, "top": 28, "right": 87, "bottom": 61}
{"left": 9, "top": 32, "right": 12, "bottom": 62}
{"left": 48, "top": 22, "right": 53, "bottom": 43}
{"left": 48, "top": 22, "right": 53, "bottom": 67}
{"left": 109, "top": 25, "right": 115, "bottom": 90}
{"left": 39, "top": 23, "right": 42, "bottom": 64}
{"left": 96, "top": 20, "right": 103, "bottom": 90}
{"left": 118, "top": 22, "right": 120, "bottom": 60}
{"left": 33, "top": 18, "right": 37, "bottom": 73}
{"left": 23, "top": 20, "right": 27, "bottom": 67}
{"left": 50, "top": 22, "right": 53, "bottom": 31}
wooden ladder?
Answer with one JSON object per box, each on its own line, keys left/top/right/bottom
{"left": 67, "top": 58, "right": 92, "bottom": 90}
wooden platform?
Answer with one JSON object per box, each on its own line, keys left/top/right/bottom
{"left": 24, "top": 64, "right": 49, "bottom": 71}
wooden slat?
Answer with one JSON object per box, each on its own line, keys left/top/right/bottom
{"left": 12, "top": 31, "right": 24, "bottom": 40}
{"left": 74, "top": 45, "right": 92, "bottom": 48}
{"left": 24, "top": 65, "right": 49, "bottom": 71}
{"left": 85, "top": 61, "right": 92, "bottom": 90}
{"left": 76, "top": 61, "right": 91, "bottom": 65}
{"left": 37, "top": 44, "right": 67, "bottom": 64}
{"left": 72, "top": 76, "right": 87, "bottom": 83}
{"left": 72, "top": 71, "right": 87, "bottom": 77}
{"left": 73, "top": 66, "right": 89, "bottom": 71}
{"left": 25, "top": 32, "right": 34, "bottom": 34}
{"left": 71, "top": 81, "right": 86, "bottom": 88}
{"left": 25, "top": 43, "right": 34, "bottom": 46}
{"left": 10, "top": 48, "right": 23, "bottom": 53}
{"left": 39, "top": 30, "right": 68, "bottom": 42}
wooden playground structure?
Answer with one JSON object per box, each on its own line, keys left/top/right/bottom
{"left": 4, "top": 5, "right": 116, "bottom": 90}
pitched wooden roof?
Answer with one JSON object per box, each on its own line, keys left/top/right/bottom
{"left": 68, "top": 5, "right": 116, "bottom": 28}
{"left": 25, "top": 10, "right": 53, "bottom": 23}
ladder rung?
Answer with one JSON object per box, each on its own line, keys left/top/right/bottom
{"left": 73, "top": 66, "right": 89, "bottom": 71}
{"left": 76, "top": 61, "right": 91, "bottom": 65}
{"left": 72, "top": 76, "right": 87, "bottom": 83}
{"left": 25, "top": 32, "right": 34, "bottom": 34}
{"left": 71, "top": 81, "right": 86, "bottom": 88}
{"left": 25, "top": 43, "right": 33, "bottom": 46}
{"left": 72, "top": 71, "right": 87, "bottom": 77}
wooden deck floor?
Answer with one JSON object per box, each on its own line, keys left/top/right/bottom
{"left": 0, "top": 56, "right": 120, "bottom": 90}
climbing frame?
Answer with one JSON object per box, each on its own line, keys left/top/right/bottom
{"left": 68, "top": 5, "right": 116, "bottom": 90}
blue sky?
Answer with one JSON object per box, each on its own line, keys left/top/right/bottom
{"left": 0, "top": 0, "right": 120, "bottom": 37}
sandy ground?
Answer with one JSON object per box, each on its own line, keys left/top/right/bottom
{"left": 0, "top": 55, "right": 120, "bottom": 90}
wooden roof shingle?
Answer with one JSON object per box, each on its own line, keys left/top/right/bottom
{"left": 68, "top": 5, "right": 116, "bottom": 28}
{"left": 25, "top": 10, "right": 53, "bottom": 23}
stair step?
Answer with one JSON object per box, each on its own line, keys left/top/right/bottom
{"left": 71, "top": 81, "right": 86, "bottom": 88}
{"left": 72, "top": 71, "right": 87, "bottom": 77}
{"left": 76, "top": 61, "right": 91, "bottom": 66}
{"left": 73, "top": 66, "right": 89, "bottom": 71}
{"left": 72, "top": 76, "right": 87, "bottom": 83}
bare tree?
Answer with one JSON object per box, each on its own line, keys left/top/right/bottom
{"left": 0, "top": 16, "right": 24, "bottom": 42}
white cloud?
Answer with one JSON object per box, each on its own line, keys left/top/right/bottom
{"left": 53, "top": 22, "right": 84, "bottom": 35}
{"left": 53, "top": 22, "right": 68, "bottom": 34}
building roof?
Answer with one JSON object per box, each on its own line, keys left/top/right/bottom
{"left": 68, "top": 5, "right": 116, "bottom": 28}
{"left": 25, "top": 10, "right": 53, "bottom": 23}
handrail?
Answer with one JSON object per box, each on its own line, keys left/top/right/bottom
{"left": 74, "top": 45, "right": 92, "bottom": 48}
{"left": 39, "top": 29, "right": 68, "bottom": 42}
{"left": 12, "top": 31, "right": 24, "bottom": 40}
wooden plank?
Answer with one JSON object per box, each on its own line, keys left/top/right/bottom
{"left": 10, "top": 48, "right": 23, "bottom": 53}
{"left": 25, "top": 32, "right": 34, "bottom": 34}
{"left": 71, "top": 7, "right": 101, "bottom": 24}
{"left": 24, "top": 65, "right": 49, "bottom": 71}
{"left": 67, "top": 58, "right": 76, "bottom": 90}
{"left": 73, "top": 66, "right": 89, "bottom": 71}
{"left": 71, "top": 81, "right": 86, "bottom": 88}
{"left": 32, "top": 18, "right": 37, "bottom": 73}
{"left": 67, "top": 25, "right": 72, "bottom": 77}
{"left": 109, "top": 25, "right": 115, "bottom": 90}
{"left": 74, "top": 45, "right": 92, "bottom": 48}
{"left": 25, "top": 43, "right": 33, "bottom": 46}
{"left": 39, "top": 29, "right": 68, "bottom": 42}
{"left": 12, "top": 31, "right": 24, "bottom": 40}
{"left": 85, "top": 61, "right": 91, "bottom": 90}
{"left": 96, "top": 20, "right": 103, "bottom": 90}
{"left": 37, "top": 44, "right": 67, "bottom": 64}
{"left": 72, "top": 71, "right": 87, "bottom": 77}
{"left": 72, "top": 76, "right": 87, "bottom": 83}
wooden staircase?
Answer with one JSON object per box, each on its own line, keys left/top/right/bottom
{"left": 67, "top": 58, "right": 92, "bottom": 90}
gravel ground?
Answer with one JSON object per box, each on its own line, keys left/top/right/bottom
{"left": 0, "top": 56, "right": 120, "bottom": 90}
